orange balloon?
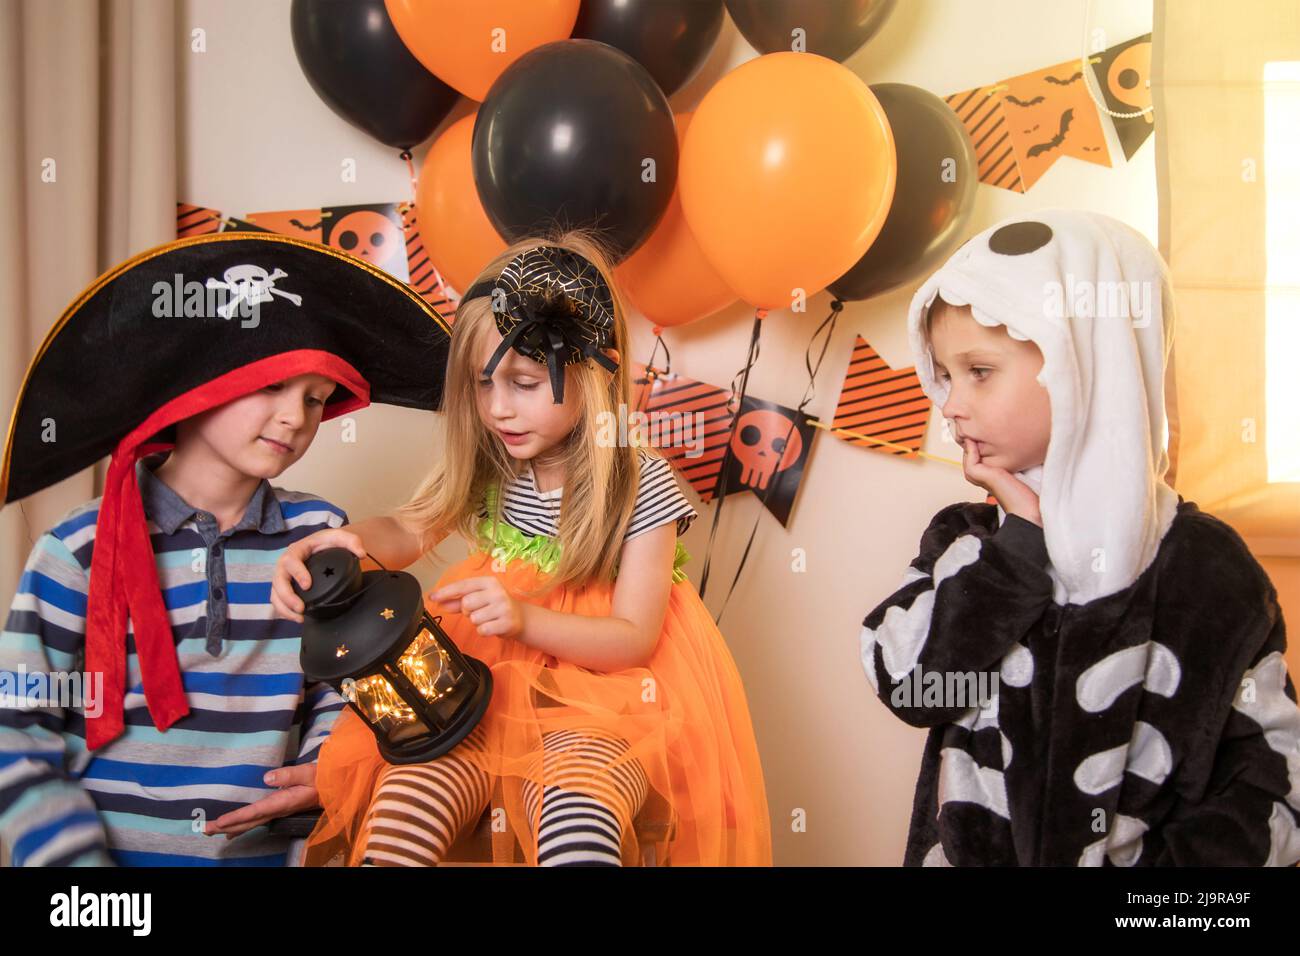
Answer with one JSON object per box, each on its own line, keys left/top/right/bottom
{"left": 617, "top": 113, "right": 738, "bottom": 328}
{"left": 679, "top": 52, "right": 896, "bottom": 310}
{"left": 385, "top": 0, "right": 579, "bottom": 101}
{"left": 416, "top": 113, "right": 508, "bottom": 293}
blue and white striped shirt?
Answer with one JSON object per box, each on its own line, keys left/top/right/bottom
{"left": 0, "top": 459, "right": 347, "bottom": 866}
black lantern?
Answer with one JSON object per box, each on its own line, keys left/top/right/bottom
{"left": 294, "top": 548, "right": 492, "bottom": 764}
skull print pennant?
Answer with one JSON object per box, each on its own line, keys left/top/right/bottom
{"left": 180, "top": 199, "right": 461, "bottom": 313}
{"left": 1089, "top": 34, "right": 1154, "bottom": 161}
{"left": 627, "top": 363, "right": 815, "bottom": 525}
{"left": 320, "top": 202, "right": 409, "bottom": 283}
{"left": 714, "top": 395, "right": 816, "bottom": 527}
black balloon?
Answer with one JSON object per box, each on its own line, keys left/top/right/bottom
{"left": 472, "top": 40, "right": 678, "bottom": 264}
{"left": 829, "top": 83, "right": 977, "bottom": 302}
{"left": 290, "top": 0, "right": 459, "bottom": 151}
{"left": 572, "top": 0, "right": 724, "bottom": 96}
{"left": 725, "top": 0, "right": 896, "bottom": 62}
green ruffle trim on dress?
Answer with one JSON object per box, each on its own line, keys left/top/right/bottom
{"left": 477, "top": 483, "right": 691, "bottom": 584}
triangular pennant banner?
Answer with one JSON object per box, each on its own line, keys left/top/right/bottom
{"left": 176, "top": 202, "right": 224, "bottom": 237}
{"left": 1090, "top": 33, "right": 1154, "bottom": 160}
{"left": 630, "top": 363, "right": 735, "bottom": 503}
{"left": 220, "top": 216, "right": 273, "bottom": 234}
{"left": 1000, "top": 56, "right": 1112, "bottom": 191}
{"left": 831, "top": 335, "right": 931, "bottom": 456}
{"left": 945, "top": 84, "right": 1025, "bottom": 192}
{"left": 243, "top": 208, "right": 324, "bottom": 243}
{"left": 401, "top": 204, "right": 460, "bottom": 316}
{"left": 714, "top": 395, "right": 815, "bottom": 527}
{"left": 319, "top": 203, "right": 409, "bottom": 283}
{"left": 947, "top": 54, "right": 1113, "bottom": 192}
{"left": 179, "top": 200, "right": 458, "bottom": 315}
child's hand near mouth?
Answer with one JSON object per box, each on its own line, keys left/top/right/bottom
{"left": 961, "top": 438, "right": 1042, "bottom": 527}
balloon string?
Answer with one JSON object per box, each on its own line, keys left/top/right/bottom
{"left": 796, "top": 300, "right": 841, "bottom": 414}
{"left": 698, "top": 310, "right": 763, "bottom": 601}
{"left": 633, "top": 331, "right": 672, "bottom": 415}
{"left": 649, "top": 327, "right": 672, "bottom": 378}
{"left": 712, "top": 300, "right": 840, "bottom": 624}
{"left": 726, "top": 316, "right": 762, "bottom": 407}
{"left": 399, "top": 150, "right": 418, "bottom": 206}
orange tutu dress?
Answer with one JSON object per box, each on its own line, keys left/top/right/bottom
{"left": 303, "top": 497, "right": 773, "bottom": 867}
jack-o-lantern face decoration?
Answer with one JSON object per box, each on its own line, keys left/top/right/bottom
{"left": 329, "top": 210, "right": 404, "bottom": 272}
{"left": 1107, "top": 39, "right": 1152, "bottom": 124}
{"left": 730, "top": 408, "right": 803, "bottom": 491}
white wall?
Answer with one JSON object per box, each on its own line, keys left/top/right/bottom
{"left": 180, "top": 0, "right": 1156, "bottom": 865}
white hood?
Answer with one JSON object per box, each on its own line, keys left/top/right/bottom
{"left": 906, "top": 210, "right": 1180, "bottom": 606}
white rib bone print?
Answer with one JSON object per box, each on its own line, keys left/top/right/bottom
{"left": 1075, "top": 641, "right": 1180, "bottom": 713}
{"left": 1077, "top": 813, "right": 1149, "bottom": 867}
{"left": 1069, "top": 641, "right": 1181, "bottom": 865}
{"left": 1233, "top": 652, "right": 1300, "bottom": 865}
{"left": 859, "top": 536, "right": 984, "bottom": 689}
{"left": 930, "top": 640, "right": 1034, "bottom": 859}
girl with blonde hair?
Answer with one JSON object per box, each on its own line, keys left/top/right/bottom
{"left": 272, "top": 230, "right": 771, "bottom": 866}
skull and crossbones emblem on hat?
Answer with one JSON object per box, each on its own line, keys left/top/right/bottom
{"left": 205, "top": 264, "right": 303, "bottom": 320}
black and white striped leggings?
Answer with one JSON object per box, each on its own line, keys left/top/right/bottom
{"left": 361, "top": 727, "right": 649, "bottom": 866}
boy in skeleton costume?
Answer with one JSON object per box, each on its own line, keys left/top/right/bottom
{"left": 860, "top": 209, "right": 1300, "bottom": 866}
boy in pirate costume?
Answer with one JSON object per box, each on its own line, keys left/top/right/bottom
{"left": 0, "top": 233, "right": 449, "bottom": 865}
{"left": 860, "top": 210, "right": 1300, "bottom": 866}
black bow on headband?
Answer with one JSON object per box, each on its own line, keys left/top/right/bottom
{"left": 462, "top": 245, "right": 618, "bottom": 403}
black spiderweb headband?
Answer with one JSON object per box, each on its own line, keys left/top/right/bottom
{"left": 462, "top": 245, "right": 618, "bottom": 403}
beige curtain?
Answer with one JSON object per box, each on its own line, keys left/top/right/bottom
{"left": 0, "top": 0, "right": 176, "bottom": 609}
{"left": 1155, "top": 0, "right": 1300, "bottom": 553}
{"left": 1155, "top": 0, "right": 1300, "bottom": 689}
{"left": 1, "top": 0, "right": 173, "bottom": 865}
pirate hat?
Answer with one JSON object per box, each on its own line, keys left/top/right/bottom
{"left": 1, "top": 232, "right": 451, "bottom": 749}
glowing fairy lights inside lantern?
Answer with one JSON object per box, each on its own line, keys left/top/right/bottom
{"left": 295, "top": 549, "right": 492, "bottom": 763}
{"left": 341, "top": 629, "right": 466, "bottom": 743}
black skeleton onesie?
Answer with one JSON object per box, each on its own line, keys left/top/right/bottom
{"left": 860, "top": 211, "right": 1300, "bottom": 866}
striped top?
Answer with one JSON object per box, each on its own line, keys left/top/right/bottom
{"left": 480, "top": 448, "right": 698, "bottom": 542}
{"left": 0, "top": 460, "right": 348, "bottom": 867}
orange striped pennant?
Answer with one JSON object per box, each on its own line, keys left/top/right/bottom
{"left": 630, "top": 363, "right": 735, "bottom": 502}
{"left": 948, "top": 56, "right": 1112, "bottom": 194}
{"left": 945, "top": 85, "right": 1024, "bottom": 193}
{"left": 831, "top": 335, "right": 931, "bottom": 457}
{"left": 176, "top": 202, "right": 223, "bottom": 237}
{"left": 401, "top": 204, "right": 459, "bottom": 319}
